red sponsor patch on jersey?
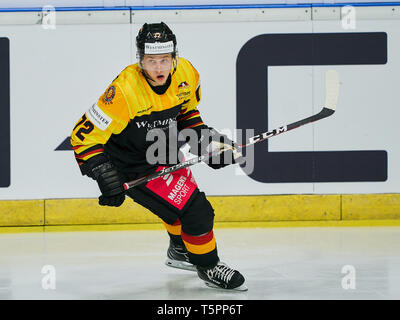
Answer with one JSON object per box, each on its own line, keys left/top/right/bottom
{"left": 146, "top": 166, "right": 197, "bottom": 210}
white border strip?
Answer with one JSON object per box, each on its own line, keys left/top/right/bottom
{"left": 0, "top": 5, "right": 399, "bottom": 25}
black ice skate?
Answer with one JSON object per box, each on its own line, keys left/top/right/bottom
{"left": 165, "top": 240, "right": 196, "bottom": 272}
{"left": 197, "top": 261, "right": 248, "bottom": 291}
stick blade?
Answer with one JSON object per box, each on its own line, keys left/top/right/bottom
{"left": 325, "top": 70, "right": 340, "bottom": 111}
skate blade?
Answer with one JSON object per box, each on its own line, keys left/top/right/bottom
{"left": 165, "top": 258, "right": 196, "bottom": 272}
{"left": 204, "top": 281, "right": 248, "bottom": 292}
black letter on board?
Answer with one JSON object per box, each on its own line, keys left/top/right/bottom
{"left": 237, "top": 32, "right": 387, "bottom": 182}
{"left": 0, "top": 38, "right": 10, "bottom": 187}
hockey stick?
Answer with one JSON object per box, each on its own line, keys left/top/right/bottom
{"left": 123, "top": 70, "right": 340, "bottom": 190}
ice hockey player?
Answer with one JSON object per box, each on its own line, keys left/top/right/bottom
{"left": 70, "top": 22, "right": 247, "bottom": 291}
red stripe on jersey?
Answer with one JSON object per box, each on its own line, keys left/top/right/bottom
{"left": 74, "top": 148, "right": 104, "bottom": 159}
{"left": 178, "top": 111, "right": 200, "bottom": 122}
{"left": 185, "top": 122, "right": 204, "bottom": 129}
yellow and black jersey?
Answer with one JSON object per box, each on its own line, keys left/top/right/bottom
{"left": 71, "top": 57, "right": 206, "bottom": 178}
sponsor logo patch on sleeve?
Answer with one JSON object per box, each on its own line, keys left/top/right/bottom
{"left": 103, "top": 86, "right": 116, "bottom": 104}
{"left": 86, "top": 103, "right": 113, "bottom": 131}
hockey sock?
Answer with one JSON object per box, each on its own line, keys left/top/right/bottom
{"left": 163, "top": 219, "right": 185, "bottom": 247}
{"left": 181, "top": 230, "right": 219, "bottom": 268}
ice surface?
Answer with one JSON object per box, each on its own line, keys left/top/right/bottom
{"left": 0, "top": 226, "right": 399, "bottom": 300}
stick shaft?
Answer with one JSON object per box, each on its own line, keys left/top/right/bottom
{"left": 123, "top": 106, "right": 335, "bottom": 190}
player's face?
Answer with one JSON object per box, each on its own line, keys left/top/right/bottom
{"left": 141, "top": 54, "right": 173, "bottom": 86}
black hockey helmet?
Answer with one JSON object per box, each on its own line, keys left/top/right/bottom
{"left": 136, "top": 22, "right": 178, "bottom": 59}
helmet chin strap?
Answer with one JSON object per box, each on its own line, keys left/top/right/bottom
{"left": 141, "top": 69, "right": 156, "bottom": 83}
{"left": 172, "top": 57, "right": 177, "bottom": 75}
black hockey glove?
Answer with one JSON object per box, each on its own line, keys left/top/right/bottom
{"left": 91, "top": 161, "right": 126, "bottom": 207}
{"left": 196, "top": 128, "right": 243, "bottom": 170}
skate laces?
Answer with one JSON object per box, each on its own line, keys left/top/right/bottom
{"left": 206, "top": 263, "right": 236, "bottom": 283}
{"left": 175, "top": 245, "right": 188, "bottom": 256}
{"left": 169, "top": 244, "right": 189, "bottom": 261}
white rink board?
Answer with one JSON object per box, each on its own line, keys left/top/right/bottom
{"left": 0, "top": 0, "right": 394, "bottom": 9}
{"left": 0, "top": 23, "right": 131, "bottom": 200}
{"left": 0, "top": 16, "right": 399, "bottom": 199}
{"left": 311, "top": 20, "right": 400, "bottom": 194}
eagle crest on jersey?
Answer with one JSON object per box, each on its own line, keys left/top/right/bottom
{"left": 178, "top": 81, "right": 189, "bottom": 89}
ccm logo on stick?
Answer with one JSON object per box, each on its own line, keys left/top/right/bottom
{"left": 248, "top": 126, "right": 288, "bottom": 144}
